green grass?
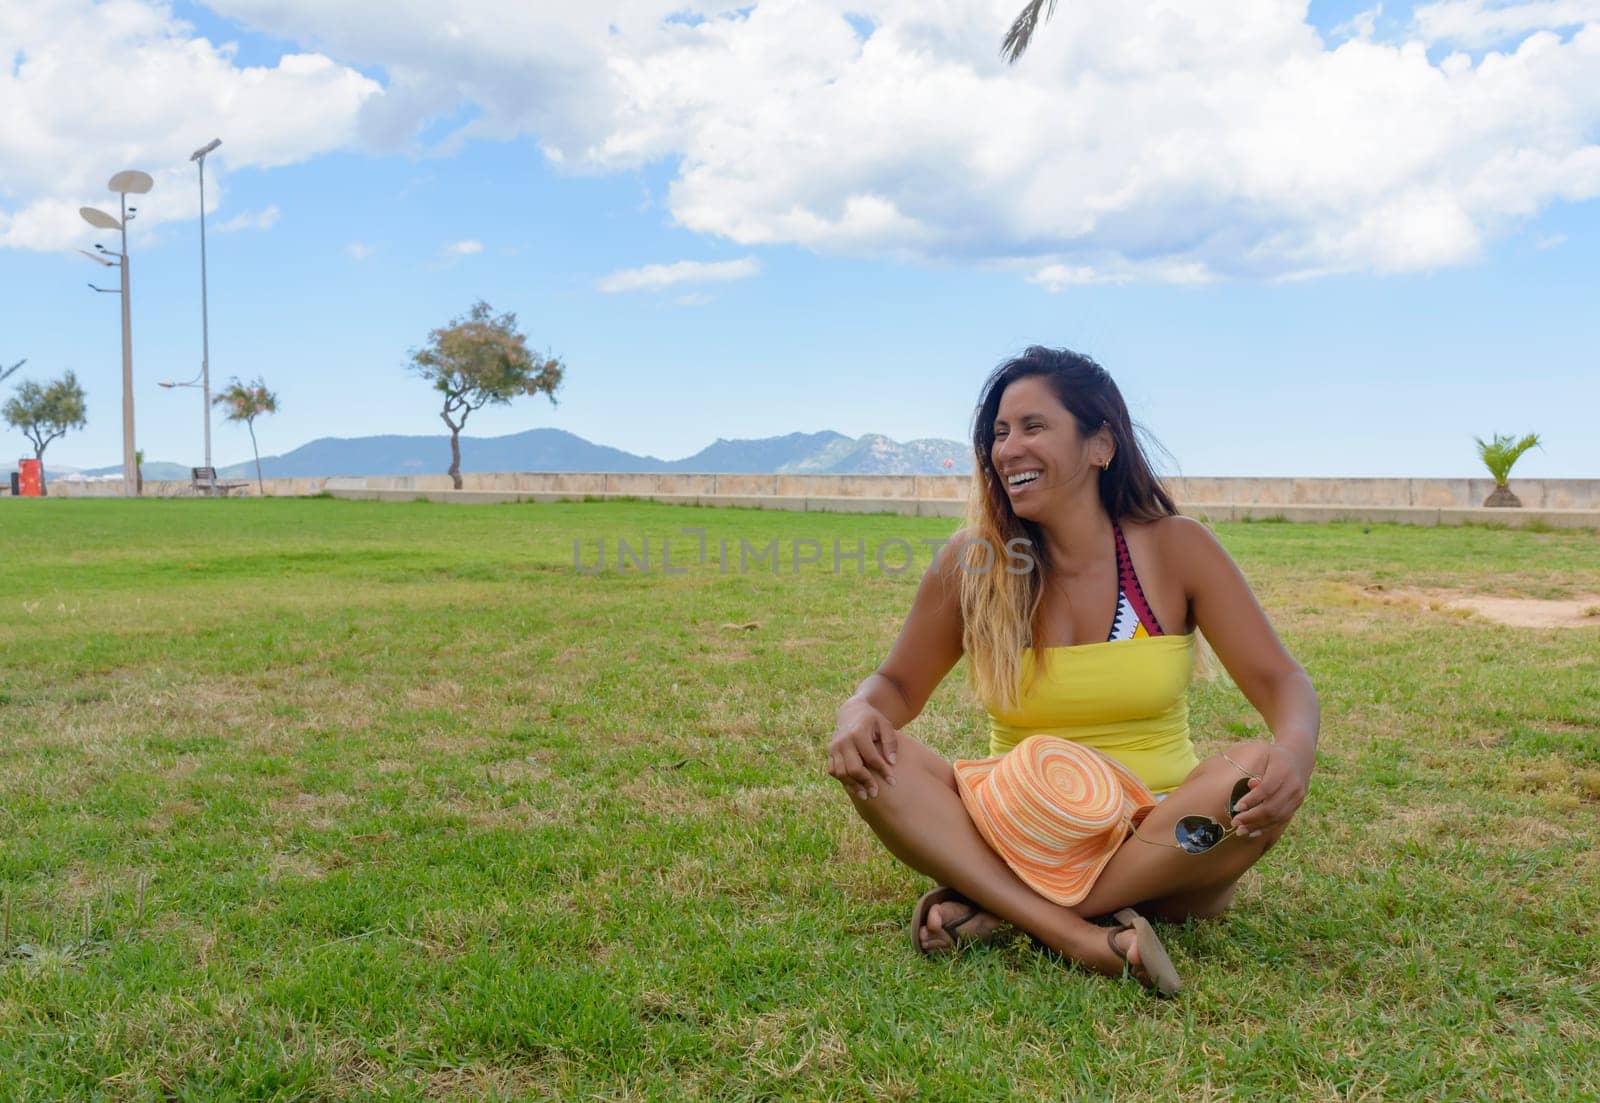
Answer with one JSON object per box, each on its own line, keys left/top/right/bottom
{"left": 1, "top": 498, "right": 1598, "bottom": 1100}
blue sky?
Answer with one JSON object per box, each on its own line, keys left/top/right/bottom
{"left": 2, "top": 0, "right": 1597, "bottom": 477}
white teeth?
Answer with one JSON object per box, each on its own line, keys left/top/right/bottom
{"left": 1007, "top": 471, "right": 1040, "bottom": 487}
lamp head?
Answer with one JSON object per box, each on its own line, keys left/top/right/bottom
{"left": 80, "top": 206, "right": 122, "bottom": 230}
{"left": 191, "top": 138, "right": 223, "bottom": 162}
{"left": 108, "top": 170, "right": 154, "bottom": 194}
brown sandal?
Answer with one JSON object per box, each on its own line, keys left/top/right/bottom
{"left": 910, "top": 887, "right": 1004, "bottom": 956}
{"left": 1106, "top": 908, "right": 1182, "bottom": 997}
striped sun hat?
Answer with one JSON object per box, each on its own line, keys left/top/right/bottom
{"left": 953, "top": 735, "right": 1157, "bottom": 906}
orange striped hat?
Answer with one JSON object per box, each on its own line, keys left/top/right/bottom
{"left": 953, "top": 735, "right": 1156, "bottom": 906}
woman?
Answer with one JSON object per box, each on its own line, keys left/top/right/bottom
{"left": 826, "top": 347, "right": 1318, "bottom": 994}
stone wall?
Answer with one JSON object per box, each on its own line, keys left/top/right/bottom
{"left": 33, "top": 472, "right": 1600, "bottom": 509}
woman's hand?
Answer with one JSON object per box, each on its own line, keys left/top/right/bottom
{"left": 1229, "top": 742, "right": 1313, "bottom": 836}
{"left": 827, "top": 701, "right": 899, "bottom": 799}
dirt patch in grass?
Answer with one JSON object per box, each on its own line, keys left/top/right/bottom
{"left": 418, "top": 1063, "right": 559, "bottom": 1101}
{"left": 1359, "top": 585, "right": 1600, "bottom": 629}
{"left": 147, "top": 799, "right": 201, "bottom": 833}
{"left": 267, "top": 851, "right": 328, "bottom": 882}
{"left": 272, "top": 789, "right": 358, "bottom": 830}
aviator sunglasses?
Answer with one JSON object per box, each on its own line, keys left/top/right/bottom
{"left": 1134, "top": 776, "right": 1256, "bottom": 855}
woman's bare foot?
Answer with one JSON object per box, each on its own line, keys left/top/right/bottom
{"left": 1102, "top": 909, "right": 1181, "bottom": 995}
{"left": 1109, "top": 926, "right": 1148, "bottom": 983}
{"left": 919, "top": 900, "right": 1010, "bottom": 953}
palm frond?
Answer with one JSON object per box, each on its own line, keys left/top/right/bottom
{"left": 1473, "top": 432, "right": 1541, "bottom": 485}
{"left": 213, "top": 375, "right": 279, "bottom": 424}
{"left": 1002, "top": 0, "right": 1057, "bottom": 64}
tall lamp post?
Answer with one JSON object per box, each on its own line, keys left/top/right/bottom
{"left": 79, "top": 169, "right": 153, "bottom": 498}
{"left": 191, "top": 138, "right": 221, "bottom": 470}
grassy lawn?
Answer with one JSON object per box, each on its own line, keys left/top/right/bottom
{"left": 1, "top": 498, "right": 1597, "bottom": 1100}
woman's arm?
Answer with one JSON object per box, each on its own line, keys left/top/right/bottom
{"left": 1163, "top": 516, "right": 1320, "bottom": 834}
{"left": 829, "top": 536, "right": 966, "bottom": 796}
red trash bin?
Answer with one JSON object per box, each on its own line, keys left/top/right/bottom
{"left": 18, "top": 458, "right": 43, "bottom": 497}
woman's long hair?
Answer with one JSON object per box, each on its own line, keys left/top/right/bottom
{"left": 960, "top": 347, "right": 1178, "bottom": 709}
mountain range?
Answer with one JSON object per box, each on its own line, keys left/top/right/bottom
{"left": 49, "top": 428, "right": 973, "bottom": 480}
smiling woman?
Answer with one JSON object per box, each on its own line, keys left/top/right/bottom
{"left": 826, "top": 346, "right": 1322, "bottom": 996}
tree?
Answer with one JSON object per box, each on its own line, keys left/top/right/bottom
{"left": 1474, "top": 432, "right": 1541, "bottom": 508}
{"left": 214, "top": 377, "right": 279, "bottom": 495}
{"left": 1002, "top": 0, "right": 1059, "bottom": 63}
{"left": 3, "top": 371, "right": 87, "bottom": 495}
{"left": 409, "top": 300, "right": 564, "bottom": 490}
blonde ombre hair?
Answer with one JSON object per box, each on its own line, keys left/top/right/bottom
{"left": 959, "top": 348, "right": 1179, "bottom": 710}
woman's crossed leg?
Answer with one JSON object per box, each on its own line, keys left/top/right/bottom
{"left": 840, "top": 733, "right": 1284, "bottom": 979}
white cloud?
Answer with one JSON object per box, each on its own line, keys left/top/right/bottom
{"left": 202, "top": 0, "right": 640, "bottom": 152}
{"left": 674, "top": 291, "right": 714, "bottom": 306}
{"left": 0, "top": 0, "right": 379, "bottom": 251}
{"left": 207, "top": 0, "right": 1600, "bottom": 281}
{"left": 8, "top": 1, "right": 1600, "bottom": 282}
{"left": 215, "top": 204, "right": 280, "bottom": 232}
{"left": 597, "top": 256, "right": 760, "bottom": 292}
{"left": 1332, "top": 4, "right": 1384, "bottom": 41}
{"left": 1029, "top": 265, "right": 1125, "bottom": 291}
{"left": 586, "top": 2, "right": 1600, "bottom": 280}
{"left": 443, "top": 239, "right": 483, "bottom": 256}
{"left": 1535, "top": 231, "right": 1568, "bottom": 248}
{"left": 1413, "top": 0, "right": 1600, "bottom": 46}
{"left": 1029, "top": 259, "right": 1214, "bottom": 291}
{"left": 345, "top": 241, "right": 377, "bottom": 260}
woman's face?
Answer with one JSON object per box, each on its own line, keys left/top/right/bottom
{"left": 990, "top": 375, "right": 1106, "bottom": 518}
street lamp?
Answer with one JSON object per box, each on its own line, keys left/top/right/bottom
{"left": 79, "top": 168, "right": 153, "bottom": 498}
{"left": 158, "top": 368, "right": 211, "bottom": 495}
{"left": 191, "top": 138, "right": 221, "bottom": 470}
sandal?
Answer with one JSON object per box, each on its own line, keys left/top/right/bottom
{"left": 1105, "top": 907, "right": 1182, "bottom": 997}
{"left": 909, "top": 886, "right": 1006, "bottom": 956}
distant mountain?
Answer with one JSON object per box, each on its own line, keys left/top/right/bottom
{"left": 71, "top": 427, "right": 972, "bottom": 479}
{"left": 666, "top": 431, "right": 855, "bottom": 473}
{"left": 814, "top": 434, "right": 972, "bottom": 475}
{"left": 232, "top": 429, "right": 657, "bottom": 479}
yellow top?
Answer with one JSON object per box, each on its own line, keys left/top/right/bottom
{"left": 986, "top": 633, "right": 1198, "bottom": 794}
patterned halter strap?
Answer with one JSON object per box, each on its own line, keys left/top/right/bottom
{"left": 1108, "top": 521, "right": 1165, "bottom": 641}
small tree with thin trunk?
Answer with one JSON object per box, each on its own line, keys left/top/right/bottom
{"left": 1475, "top": 432, "right": 1541, "bottom": 508}
{"left": 3, "top": 370, "right": 87, "bottom": 496}
{"left": 409, "top": 300, "right": 564, "bottom": 489}
{"left": 213, "top": 377, "right": 279, "bottom": 495}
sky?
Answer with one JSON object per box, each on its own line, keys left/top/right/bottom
{"left": 1, "top": 0, "right": 1597, "bottom": 479}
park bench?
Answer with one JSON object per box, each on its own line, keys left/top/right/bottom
{"left": 191, "top": 466, "right": 249, "bottom": 497}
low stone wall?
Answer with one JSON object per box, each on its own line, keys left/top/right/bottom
{"left": 1170, "top": 476, "right": 1599, "bottom": 510}
{"left": 35, "top": 472, "right": 1600, "bottom": 509}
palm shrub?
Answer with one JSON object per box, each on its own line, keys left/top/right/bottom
{"left": 1474, "top": 432, "right": 1540, "bottom": 508}
{"left": 214, "top": 377, "right": 279, "bottom": 495}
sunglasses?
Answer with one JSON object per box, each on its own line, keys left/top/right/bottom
{"left": 1135, "top": 777, "right": 1254, "bottom": 855}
